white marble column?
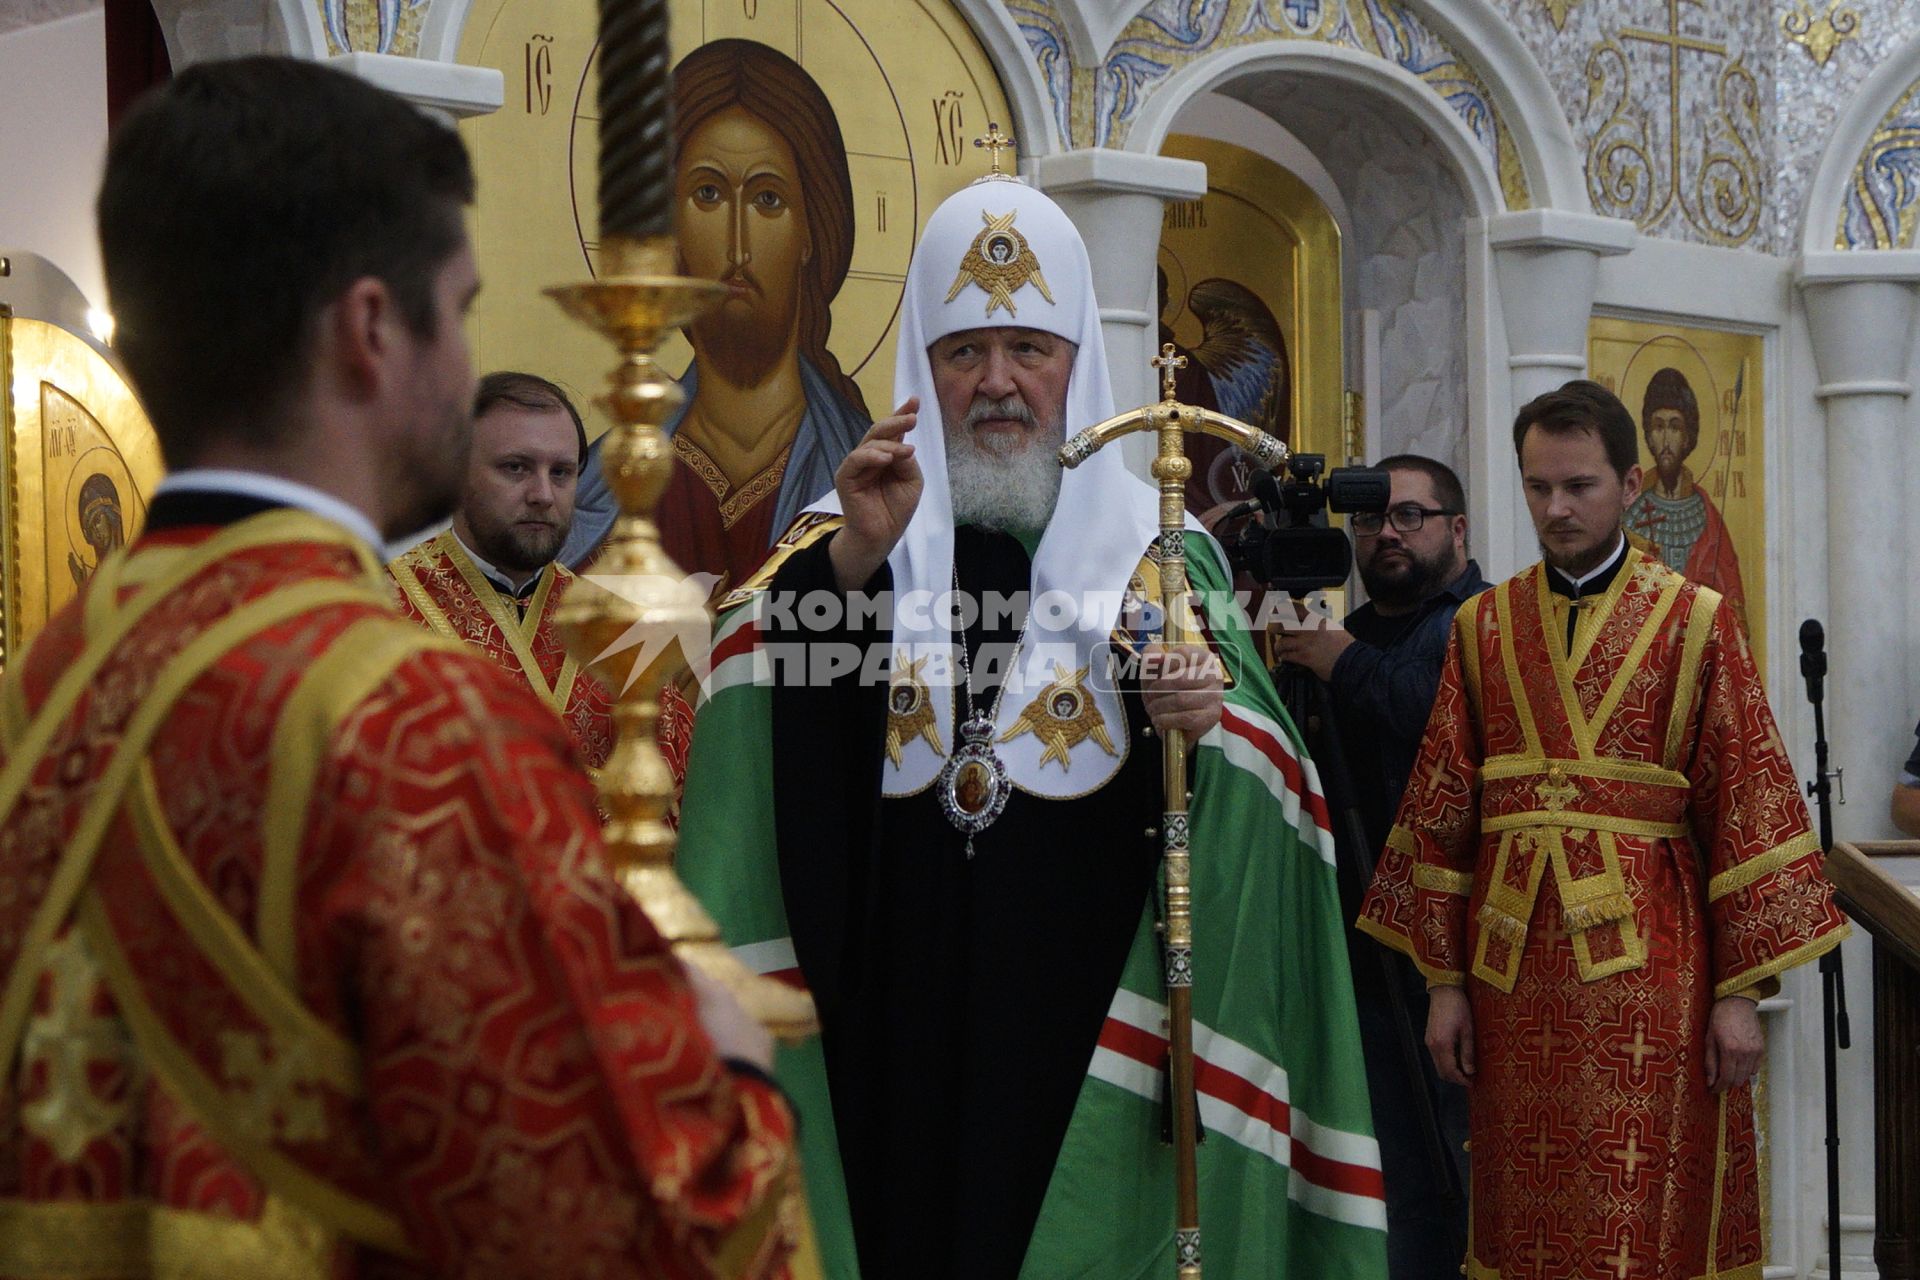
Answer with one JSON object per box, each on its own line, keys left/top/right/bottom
{"left": 1487, "top": 210, "right": 1638, "bottom": 404}
{"left": 324, "top": 52, "right": 502, "bottom": 125}
{"left": 1794, "top": 249, "right": 1920, "bottom": 1279}
{"left": 1472, "top": 210, "right": 1637, "bottom": 574}
{"left": 1030, "top": 149, "right": 1206, "bottom": 477}
{"left": 1798, "top": 252, "right": 1920, "bottom": 843}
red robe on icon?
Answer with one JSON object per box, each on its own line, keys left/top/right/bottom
{"left": 1358, "top": 548, "right": 1846, "bottom": 1280}
{"left": 0, "top": 509, "right": 793, "bottom": 1278}
{"left": 1628, "top": 473, "right": 1750, "bottom": 636}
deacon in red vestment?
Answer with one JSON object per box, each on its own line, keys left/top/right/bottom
{"left": 386, "top": 371, "right": 694, "bottom": 790}
{"left": 1360, "top": 381, "right": 1845, "bottom": 1280}
{"left": 0, "top": 58, "right": 794, "bottom": 1280}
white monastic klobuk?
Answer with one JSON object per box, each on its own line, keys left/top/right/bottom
{"left": 816, "top": 178, "right": 1208, "bottom": 802}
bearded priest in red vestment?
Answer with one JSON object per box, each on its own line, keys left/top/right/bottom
{"left": 1359, "top": 380, "right": 1846, "bottom": 1280}
{"left": 387, "top": 371, "right": 694, "bottom": 789}
{"left": 0, "top": 59, "right": 794, "bottom": 1280}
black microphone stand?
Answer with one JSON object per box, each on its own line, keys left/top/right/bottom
{"left": 1801, "top": 620, "right": 1850, "bottom": 1280}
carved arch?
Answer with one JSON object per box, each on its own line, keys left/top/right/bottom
{"left": 1014, "top": 0, "right": 1586, "bottom": 215}
{"left": 1803, "top": 30, "right": 1920, "bottom": 252}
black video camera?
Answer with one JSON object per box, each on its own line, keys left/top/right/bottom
{"left": 1220, "top": 454, "right": 1391, "bottom": 596}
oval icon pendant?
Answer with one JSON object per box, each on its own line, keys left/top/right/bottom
{"left": 938, "top": 711, "right": 1012, "bottom": 857}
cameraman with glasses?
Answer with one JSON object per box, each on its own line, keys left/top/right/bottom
{"left": 1271, "top": 454, "right": 1489, "bottom": 1280}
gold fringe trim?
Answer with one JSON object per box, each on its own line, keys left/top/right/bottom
{"left": 1476, "top": 902, "right": 1529, "bottom": 943}
{"left": 1561, "top": 891, "right": 1637, "bottom": 932}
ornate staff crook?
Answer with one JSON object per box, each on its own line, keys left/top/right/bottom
{"left": 1059, "top": 345, "right": 1289, "bottom": 1278}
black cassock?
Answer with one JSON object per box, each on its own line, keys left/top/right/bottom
{"left": 769, "top": 524, "right": 1164, "bottom": 1279}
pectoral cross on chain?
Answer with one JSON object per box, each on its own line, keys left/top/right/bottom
{"left": 974, "top": 122, "right": 1015, "bottom": 176}
{"left": 1153, "top": 342, "right": 1188, "bottom": 402}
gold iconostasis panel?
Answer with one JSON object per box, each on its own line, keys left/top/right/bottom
{"left": 0, "top": 316, "right": 162, "bottom": 665}
{"left": 1156, "top": 133, "right": 1343, "bottom": 517}
{"left": 1588, "top": 316, "right": 1766, "bottom": 669}
{"left": 457, "top": 0, "right": 1013, "bottom": 438}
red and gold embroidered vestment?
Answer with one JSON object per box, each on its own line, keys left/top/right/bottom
{"left": 390, "top": 530, "right": 618, "bottom": 774}
{"left": 1358, "top": 549, "right": 1847, "bottom": 1280}
{"left": 0, "top": 511, "right": 793, "bottom": 1278}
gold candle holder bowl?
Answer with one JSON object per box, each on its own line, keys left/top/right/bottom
{"left": 547, "top": 232, "right": 819, "bottom": 1043}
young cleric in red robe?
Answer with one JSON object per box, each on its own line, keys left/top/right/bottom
{"left": 0, "top": 58, "right": 793, "bottom": 1279}
{"left": 1359, "top": 380, "right": 1846, "bottom": 1280}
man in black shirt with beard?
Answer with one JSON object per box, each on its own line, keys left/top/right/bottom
{"left": 1272, "top": 453, "right": 1489, "bottom": 1280}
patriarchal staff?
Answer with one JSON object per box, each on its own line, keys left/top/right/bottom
{"left": 678, "top": 130, "right": 1390, "bottom": 1279}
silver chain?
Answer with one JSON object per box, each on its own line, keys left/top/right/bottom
{"left": 950, "top": 563, "right": 1032, "bottom": 730}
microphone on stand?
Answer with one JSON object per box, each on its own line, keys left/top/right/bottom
{"left": 1800, "top": 616, "right": 1847, "bottom": 1280}
{"left": 1800, "top": 618, "right": 1826, "bottom": 708}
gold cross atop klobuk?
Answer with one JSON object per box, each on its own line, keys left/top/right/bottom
{"left": 974, "top": 121, "right": 1015, "bottom": 176}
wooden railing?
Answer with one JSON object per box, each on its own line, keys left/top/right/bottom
{"left": 1824, "top": 841, "right": 1920, "bottom": 1280}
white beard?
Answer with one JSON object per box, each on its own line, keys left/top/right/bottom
{"left": 945, "top": 419, "right": 1064, "bottom": 536}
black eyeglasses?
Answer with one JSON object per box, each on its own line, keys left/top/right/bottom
{"left": 1350, "top": 505, "right": 1460, "bottom": 536}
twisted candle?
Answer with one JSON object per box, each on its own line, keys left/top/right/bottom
{"left": 596, "top": 0, "right": 674, "bottom": 243}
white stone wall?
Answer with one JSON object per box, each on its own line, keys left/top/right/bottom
{"left": 0, "top": 7, "right": 108, "bottom": 309}
{"left": 1215, "top": 77, "right": 1471, "bottom": 479}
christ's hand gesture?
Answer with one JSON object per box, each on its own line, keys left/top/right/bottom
{"left": 830, "top": 399, "right": 922, "bottom": 592}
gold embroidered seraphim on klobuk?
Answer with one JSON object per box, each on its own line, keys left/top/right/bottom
{"left": 945, "top": 210, "right": 1054, "bottom": 318}
{"left": 885, "top": 651, "right": 943, "bottom": 768}
{"left": 1001, "top": 662, "right": 1115, "bottom": 770}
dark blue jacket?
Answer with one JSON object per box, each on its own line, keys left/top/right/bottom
{"left": 1329, "top": 559, "right": 1491, "bottom": 858}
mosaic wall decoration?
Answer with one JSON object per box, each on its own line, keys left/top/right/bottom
{"left": 1783, "top": 2, "right": 1862, "bottom": 69}
{"left": 319, "top": 0, "right": 430, "bottom": 55}
{"left": 1838, "top": 76, "right": 1920, "bottom": 248}
{"left": 1581, "top": 0, "right": 1768, "bottom": 248}
{"left": 1783, "top": 0, "right": 1918, "bottom": 250}
{"left": 1003, "top": 0, "right": 1533, "bottom": 210}
{"left": 1540, "top": 0, "right": 1579, "bottom": 30}
{"left": 1487, "top": 0, "right": 1920, "bottom": 251}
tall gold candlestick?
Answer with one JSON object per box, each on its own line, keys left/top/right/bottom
{"left": 594, "top": 0, "right": 674, "bottom": 239}
{"left": 547, "top": 234, "right": 817, "bottom": 1041}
